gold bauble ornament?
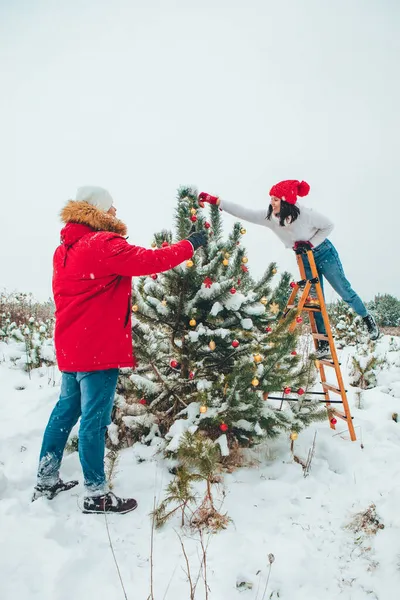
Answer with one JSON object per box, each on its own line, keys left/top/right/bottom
{"left": 209, "top": 340, "right": 216, "bottom": 351}
{"left": 224, "top": 252, "right": 230, "bottom": 259}
{"left": 190, "top": 208, "right": 197, "bottom": 215}
{"left": 272, "top": 268, "right": 277, "bottom": 274}
{"left": 252, "top": 377, "right": 260, "bottom": 387}
{"left": 151, "top": 242, "right": 157, "bottom": 248}
{"left": 240, "top": 228, "right": 247, "bottom": 235}
{"left": 242, "top": 257, "right": 248, "bottom": 264}
{"left": 200, "top": 405, "right": 207, "bottom": 414}
{"left": 132, "top": 304, "right": 139, "bottom": 312}
{"left": 269, "top": 302, "right": 280, "bottom": 315}
{"left": 260, "top": 297, "right": 268, "bottom": 305}
{"left": 186, "top": 260, "right": 194, "bottom": 268}
{"left": 189, "top": 318, "right": 196, "bottom": 327}
{"left": 222, "top": 259, "right": 229, "bottom": 266}
{"left": 161, "top": 300, "right": 167, "bottom": 307}
{"left": 290, "top": 432, "right": 298, "bottom": 441}
{"left": 253, "top": 354, "right": 262, "bottom": 363}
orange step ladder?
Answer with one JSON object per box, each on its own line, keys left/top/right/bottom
{"left": 282, "top": 247, "right": 357, "bottom": 441}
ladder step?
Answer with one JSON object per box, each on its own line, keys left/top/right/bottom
{"left": 303, "top": 306, "right": 321, "bottom": 312}
{"left": 318, "top": 359, "right": 340, "bottom": 367}
{"left": 332, "top": 409, "right": 354, "bottom": 421}
{"left": 312, "top": 333, "right": 331, "bottom": 341}
{"left": 321, "top": 382, "right": 346, "bottom": 395}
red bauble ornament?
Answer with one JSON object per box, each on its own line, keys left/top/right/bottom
{"left": 170, "top": 359, "right": 179, "bottom": 369}
{"left": 162, "top": 241, "right": 169, "bottom": 247}
{"left": 290, "top": 281, "right": 296, "bottom": 288}
{"left": 190, "top": 215, "right": 197, "bottom": 222}
{"left": 189, "top": 371, "right": 195, "bottom": 380}
{"left": 291, "top": 350, "right": 297, "bottom": 356}
{"left": 203, "top": 277, "right": 213, "bottom": 288}
{"left": 296, "top": 316, "right": 303, "bottom": 324}
{"left": 283, "top": 387, "right": 291, "bottom": 395}
{"left": 151, "top": 274, "right": 158, "bottom": 280}
{"left": 330, "top": 417, "right": 338, "bottom": 425}
{"left": 204, "top": 222, "right": 211, "bottom": 229}
{"left": 231, "top": 340, "right": 240, "bottom": 348}
{"left": 266, "top": 326, "right": 272, "bottom": 333}
{"left": 230, "top": 287, "right": 237, "bottom": 294}
{"left": 220, "top": 423, "right": 228, "bottom": 432}
{"left": 297, "top": 388, "right": 305, "bottom": 396}
{"left": 139, "top": 398, "right": 147, "bottom": 405}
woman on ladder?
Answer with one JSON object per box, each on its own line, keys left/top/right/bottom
{"left": 198, "top": 180, "right": 379, "bottom": 359}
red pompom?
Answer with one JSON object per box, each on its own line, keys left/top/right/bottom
{"left": 230, "top": 288, "right": 237, "bottom": 294}
{"left": 189, "top": 371, "right": 195, "bottom": 380}
{"left": 290, "top": 282, "right": 296, "bottom": 289}
{"left": 330, "top": 417, "right": 338, "bottom": 425}
{"left": 266, "top": 326, "right": 272, "bottom": 333}
{"left": 170, "top": 359, "right": 179, "bottom": 369}
{"left": 291, "top": 350, "right": 297, "bottom": 356}
{"left": 151, "top": 274, "right": 157, "bottom": 280}
{"left": 232, "top": 340, "right": 240, "bottom": 348}
{"left": 190, "top": 215, "right": 197, "bottom": 222}
{"left": 297, "top": 388, "right": 305, "bottom": 396}
{"left": 296, "top": 316, "right": 303, "bottom": 324}
{"left": 220, "top": 423, "right": 228, "bottom": 432}
{"left": 204, "top": 222, "right": 211, "bottom": 229}
{"left": 283, "top": 387, "right": 291, "bottom": 395}
{"left": 139, "top": 398, "right": 147, "bottom": 405}
{"left": 297, "top": 181, "right": 310, "bottom": 197}
{"left": 162, "top": 241, "right": 169, "bottom": 247}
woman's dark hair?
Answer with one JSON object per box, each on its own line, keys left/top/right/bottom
{"left": 266, "top": 200, "right": 300, "bottom": 226}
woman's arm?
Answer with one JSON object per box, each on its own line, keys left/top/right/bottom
{"left": 198, "top": 192, "right": 269, "bottom": 227}
{"left": 306, "top": 208, "right": 334, "bottom": 247}
{"left": 219, "top": 198, "right": 269, "bottom": 226}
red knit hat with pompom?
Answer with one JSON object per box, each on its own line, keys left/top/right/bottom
{"left": 269, "top": 180, "right": 310, "bottom": 205}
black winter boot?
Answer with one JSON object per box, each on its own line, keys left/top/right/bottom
{"left": 83, "top": 492, "right": 138, "bottom": 514}
{"left": 32, "top": 479, "right": 79, "bottom": 501}
{"left": 315, "top": 340, "right": 331, "bottom": 360}
{"left": 363, "top": 314, "right": 379, "bottom": 341}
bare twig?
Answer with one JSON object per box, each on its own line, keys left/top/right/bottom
{"left": 103, "top": 513, "right": 128, "bottom": 600}
{"left": 199, "top": 529, "right": 210, "bottom": 600}
{"left": 258, "top": 553, "right": 275, "bottom": 600}
{"left": 149, "top": 496, "right": 156, "bottom": 600}
{"left": 176, "top": 531, "right": 197, "bottom": 599}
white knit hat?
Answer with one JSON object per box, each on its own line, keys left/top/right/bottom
{"left": 75, "top": 186, "right": 114, "bottom": 212}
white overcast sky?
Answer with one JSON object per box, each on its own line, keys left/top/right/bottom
{"left": 1, "top": 0, "right": 399, "bottom": 302}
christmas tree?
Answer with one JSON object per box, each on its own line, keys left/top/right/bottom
{"left": 115, "top": 187, "right": 323, "bottom": 453}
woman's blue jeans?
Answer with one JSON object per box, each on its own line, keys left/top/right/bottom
{"left": 37, "top": 369, "right": 119, "bottom": 496}
{"left": 302, "top": 239, "right": 368, "bottom": 335}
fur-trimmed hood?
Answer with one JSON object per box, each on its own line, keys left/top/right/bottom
{"left": 60, "top": 200, "right": 127, "bottom": 237}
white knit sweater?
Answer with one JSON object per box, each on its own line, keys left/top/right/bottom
{"left": 219, "top": 199, "right": 334, "bottom": 249}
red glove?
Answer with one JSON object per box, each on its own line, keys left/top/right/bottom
{"left": 198, "top": 192, "right": 219, "bottom": 207}
{"left": 293, "top": 240, "right": 314, "bottom": 253}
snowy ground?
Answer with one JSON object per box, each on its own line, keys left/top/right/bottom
{"left": 1, "top": 337, "right": 400, "bottom": 600}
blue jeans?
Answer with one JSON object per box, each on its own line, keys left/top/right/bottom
{"left": 302, "top": 239, "right": 368, "bottom": 335}
{"left": 37, "top": 369, "right": 119, "bottom": 496}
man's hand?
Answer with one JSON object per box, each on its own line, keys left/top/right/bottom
{"left": 198, "top": 192, "right": 219, "bottom": 207}
{"left": 186, "top": 230, "right": 208, "bottom": 251}
{"left": 293, "top": 240, "right": 313, "bottom": 254}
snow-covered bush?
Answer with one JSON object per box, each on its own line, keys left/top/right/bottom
{"left": 328, "top": 300, "right": 368, "bottom": 347}
{"left": 367, "top": 294, "right": 400, "bottom": 327}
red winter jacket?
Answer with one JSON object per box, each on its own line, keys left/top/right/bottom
{"left": 53, "top": 201, "right": 193, "bottom": 372}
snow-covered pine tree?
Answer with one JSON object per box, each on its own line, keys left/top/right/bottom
{"left": 329, "top": 300, "right": 368, "bottom": 347}
{"left": 119, "top": 187, "right": 322, "bottom": 452}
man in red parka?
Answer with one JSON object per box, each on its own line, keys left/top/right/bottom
{"left": 33, "top": 186, "right": 206, "bottom": 514}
